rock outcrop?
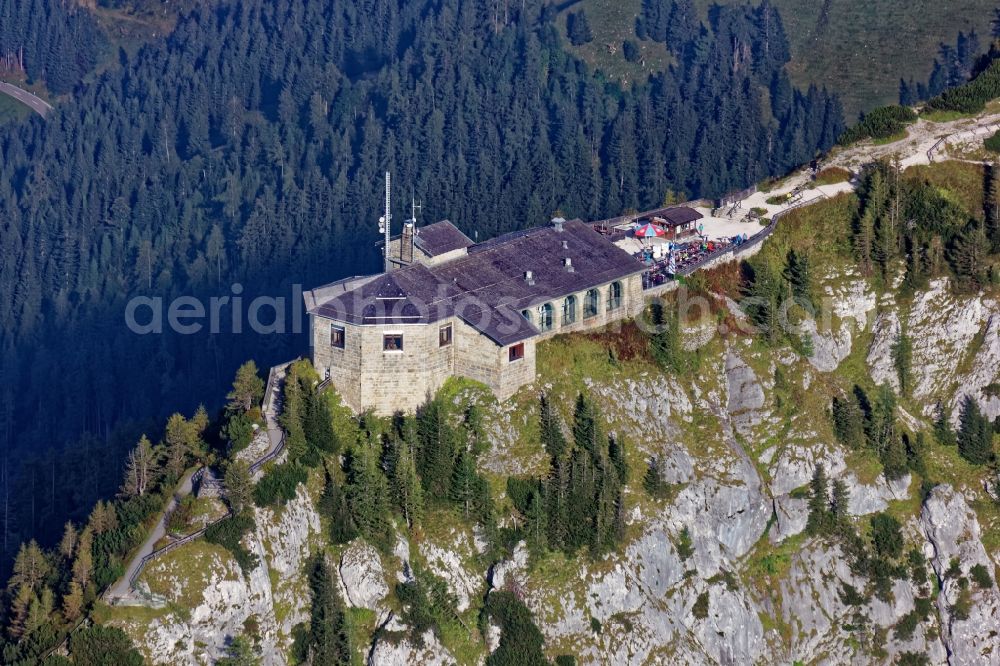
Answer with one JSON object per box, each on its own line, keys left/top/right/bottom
{"left": 920, "top": 484, "right": 1000, "bottom": 664}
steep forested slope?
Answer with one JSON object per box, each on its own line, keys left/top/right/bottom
{"left": 564, "top": 0, "right": 997, "bottom": 116}
{"left": 32, "top": 158, "right": 998, "bottom": 666}
{"left": 0, "top": 0, "right": 106, "bottom": 93}
{"left": 0, "top": 0, "right": 842, "bottom": 571}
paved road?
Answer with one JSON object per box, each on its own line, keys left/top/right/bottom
{"left": 106, "top": 468, "right": 197, "bottom": 600}
{"left": 0, "top": 82, "right": 52, "bottom": 117}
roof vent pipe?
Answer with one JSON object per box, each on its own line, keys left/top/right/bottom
{"left": 562, "top": 240, "right": 569, "bottom": 250}
{"left": 525, "top": 270, "right": 535, "bottom": 285}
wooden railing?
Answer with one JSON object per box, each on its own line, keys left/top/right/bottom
{"left": 249, "top": 429, "right": 285, "bottom": 476}
{"left": 119, "top": 361, "right": 293, "bottom": 596}
{"left": 126, "top": 509, "right": 233, "bottom": 591}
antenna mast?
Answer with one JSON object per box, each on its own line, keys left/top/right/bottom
{"left": 379, "top": 171, "right": 392, "bottom": 273}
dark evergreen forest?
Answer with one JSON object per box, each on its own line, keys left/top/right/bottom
{"left": 0, "top": 0, "right": 104, "bottom": 94}
{"left": 0, "top": 0, "right": 843, "bottom": 575}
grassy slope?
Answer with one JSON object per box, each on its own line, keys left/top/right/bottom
{"left": 570, "top": 0, "right": 995, "bottom": 116}
{"left": 556, "top": 0, "right": 673, "bottom": 87}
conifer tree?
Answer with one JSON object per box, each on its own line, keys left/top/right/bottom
{"left": 566, "top": 10, "right": 594, "bottom": 46}
{"left": 307, "top": 554, "right": 351, "bottom": 665}
{"left": 539, "top": 395, "right": 567, "bottom": 460}
{"left": 934, "top": 403, "right": 957, "bottom": 446}
{"left": 958, "top": 396, "right": 994, "bottom": 465}
{"left": 806, "top": 464, "right": 830, "bottom": 535}
{"left": 417, "top": 398, "right": 457, "bottom": 500}
{"left": 881, "top": 434, "right": 909, "bottom": 481}
{"left": 164, "top": 414, "right": 192, "bottom": 480}
{"left": 24, "top": 585, "right": 52, "bottom": 637}
{"left": 217, "top": 635, "right": 260, "bottom": 666}
{"left": 525, "top": 490, "right": 548, "bottom": 553}
{"left": 58, "top": 522, "right": 78, "bottom": 561}
{"left": 892, "top": 331, "right": 913, "bottom": 398}
{"left": 319, "top": 468, "right": 357, "bottom": 545}
{"left": 643, "top": 455, "right": 672, "bottom": 498}
{"left": 7, "top": 584, "right": 32, "bottom": 640}
{"left": 785, "top": 249, "right": 814, "bottom": 311}
{"left": 345, "top": 444, "right": 392, "bottom": 545}
{"left": 831, "top": 478, "right": 850, "bottom": 521}
{"left": 224, "top": 461, "right": 254, "bottom": 515}
{"left": 608, "top": 435, "right": 628, "bottom": 485}
{"left": 228, "top": 361, "right": 265, "bottom": 413}
{"left": 572, "top": 393, "right": 599, "bottom": 456}
{"left": 121, "top": 435, "right": 156, "bottom": 498}
{"left": 649, "top": 300, "right": 684, "bottom": 373}
{"left": 61, "top": 581, "right": 84, "bottom": 622}
{"left": 854, "top": 209, "right": 875, "bottom": 276}
{"left": 72, "top": 528, "right": 93, "bottom": 588}
{"left": 392, "top": 442, "right": 423, "bottom": 528}
{"left": 832, "top": 394, "right": 866, "bottom": 450}
{"left": 304, "top": 394, "right": 338, "bottom": 454}
{"left": 10, "top": 540, "right": 49, "bottom": 591}
{"left": 545, "top": 458, "right": 569, "bottom": 550}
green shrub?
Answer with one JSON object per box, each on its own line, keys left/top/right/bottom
{"left": 871, "top": 513, "right": 904, "bottom": 560}
{"left": 675, "top": 526, "right": 694, "bottom": 561}
{"left": 985, "top": 130, "right": 1000, "bottom": 154}
{"left": 205, "top": 514, "right": 259, "bottom": 572}
{"left": 970, "top": 563, "right": 994, "bottom": 589}
{"left": 897, "top": 652, "right": 931, "bottom": 666}
{"left": 482, "top": 591, "right": 548, "bottom": 666}
{"left": 253, "top": 462, "right": 308, "bottom": 507}
{"left": 224, "top": 412, "right": 256, "bottom": 455}
{"left": 950, "top": 587, "right": 972, "bottom": 620}
{"left": 589, "top": 617, "right": 602, "bottom": 634}
{"left": 69, "top": 626, "right": 143, "bottom": 666}
{"left": 692, "top": 591, "right": 709, "bottom": 619}
{"left": 396, "top": 565, "right": 458, "bottom": 640}
{"left": 838, "top": 105, "right": 917, "bottom": 145}
{"left": 506, "top": 477, "right": 538, "bottom": 515}
{"left": 167, "top": 495, "right": 197, "bottom": 534}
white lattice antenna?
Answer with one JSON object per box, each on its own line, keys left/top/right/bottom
{"left": 379, "top": 171, "right": 392, "bottom": 272}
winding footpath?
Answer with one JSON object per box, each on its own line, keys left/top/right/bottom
{"left": 0, "top": 81, "right": 52, "bottom": 117}
{"left": 105, "top": 362, "right": 291, "bottom": 605}
{"left": 105, "top": 469, "right": 197, "bottom": 600}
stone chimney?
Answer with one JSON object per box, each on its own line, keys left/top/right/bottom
{"left": 401, "top": 222, "right": 415, "bottom": 264}
{"left": 552, "top": 217, "right": 565, "bottom": 232}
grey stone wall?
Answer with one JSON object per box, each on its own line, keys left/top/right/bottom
{"left": 310, "top": 273, "right": 644, "bottom": 415}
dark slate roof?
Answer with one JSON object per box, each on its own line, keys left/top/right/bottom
{"left": 311, "top": 219, "right": 644, "bottom": 346}
{"left": 645, "top": 206, "right": 702, "bottom": 226}
{"left": 413, "top": 220, "right": 474, "bottom": 257}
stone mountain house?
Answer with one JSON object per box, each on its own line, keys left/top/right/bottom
{"left": 303, "top": 217, "right": 646, "bottom": 415}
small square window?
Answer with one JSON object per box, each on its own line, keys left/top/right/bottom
{"left": 383, "top": 333, "right": 404, "bottom": 352}
{"left": 330, "top": 324, "right": 345, "bottom": 349}
{"left": 439, "top": 324, "right": 453, "bottom": 347}
{"left": 509, "top": 342, "right": 525, "bottom": 362}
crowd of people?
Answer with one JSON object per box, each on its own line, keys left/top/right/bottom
{"left": 638, "top": 233, "right": 752, "bottom": 287}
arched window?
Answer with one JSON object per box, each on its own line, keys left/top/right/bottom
{"left": 521, "top": 309, "right": 532, "bottom": 324}
{"left": 607, "top": 281, "right": 623, "bottom": 311}
{"left": 539, "top": 303, "right": 554, "bottom": 331}
{"left": 584, "top": 289, "right": 600, "bottom": 319}
{"left": 562, "top": 295, "right": 577, "bottom": 325}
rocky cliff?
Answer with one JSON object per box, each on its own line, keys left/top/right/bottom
{"left": 107, "top": 189, "right": 1000, "bottom": 665}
